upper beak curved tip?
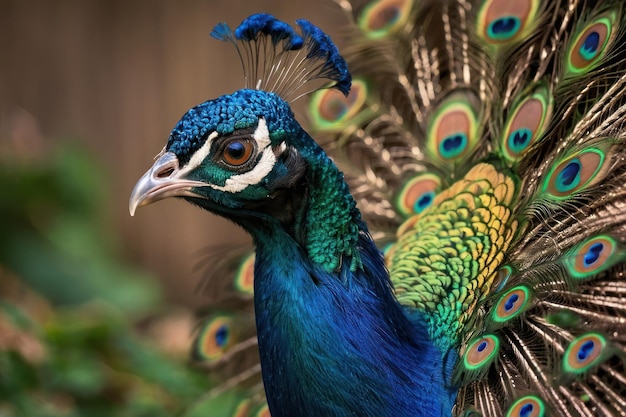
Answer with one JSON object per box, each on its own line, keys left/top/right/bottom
{"left": 128, "top": 184, "right": 144, "bottom": 217}
{"left": 129, "top": 151, "right": 179, "bottom": 216}
{"left": 129, "top": 169, "right": 156, "bottom": 216}
{"left": 128, "top": 151, "right": 207, "bottom": 216}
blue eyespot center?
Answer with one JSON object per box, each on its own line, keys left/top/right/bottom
{"left": 583, "top": 242, "right": 604, "bottom": 266}
{"left": 556, "top": 159, "right": 581, "bottom": 190}
{"left": 488, "top": 16, "right": 521, "bottom": 40}
{"left": 440, "top": 133, "right": 467, "bottom": 158}
{"left": 577, "top": 340, "right": 595, "bottom": 361}
{"left": 477, "top": 340, "right": 488, "bottom": 352}
{"left": 215, "top": 324, "right": 229, "bottom": 347}
{"left": 580, "top": 31, "right": 600, "bottom": 60}
{"left": 509, "top": 128, "right": 532, "bottom": 153}
{"left": 519, "top": 403, "right": 534, "bottom": 417}
{"left": 504, "top": 293, "right": 519, "bottom": 312}
{"left": 414, "top": 192, "right": 434, "bottom": 213}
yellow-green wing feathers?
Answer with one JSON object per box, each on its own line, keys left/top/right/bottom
{"left": 388, "top": 164, "right": 518, "bottom": 347}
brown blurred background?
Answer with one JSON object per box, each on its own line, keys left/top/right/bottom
{"left": 0, "top": 0, "right": 345, "bottom": 307}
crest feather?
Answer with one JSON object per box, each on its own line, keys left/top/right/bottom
{"left": 211, "top": 13, "right": 351, "bottom": 101}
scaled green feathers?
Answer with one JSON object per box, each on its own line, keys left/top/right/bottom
{"left": 389, "top": 163, "right": 518, "bottom": 348}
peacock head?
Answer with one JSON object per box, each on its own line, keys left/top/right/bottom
{"left": 129, "top": 89, "right": 307, "bottom": 217}
{"left": 130, "top": 14, "right": 351, "bottom": 225}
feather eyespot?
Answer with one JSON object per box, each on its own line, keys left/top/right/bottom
{"left": 194, "top": 316, "right": 235, "bottom": 362}
{"left": 493, "top": 285, "right": 531, "bottom": 324}
{"left": 477, "top": 0, "right": 540, "bottom": 45}
{"left": 505, "top": 396, "right": 546, "bottom": 417}
{"left": 567, "top": 13, "right": 616, "bottom": 75}
{"left": 463, "top": 334, "right": 499, "bottom": 371}
{"left": 396, "top": 173, "right": 441, "bottom": 217}
{"left": 502, "top": 83, "right": 553, "bottom": 161}
{"left": 427, "top": 92, "right": 479, "bottom": 163}
{"left": 309, "top": 78, "right": 368, "bottom": 130}
{"left": 222, "top": 138, "right": 256, "bottom": 167}
{"left": 565, "top": 235, "right": 620, "bottom": 279}
{"left": 358, "top": 0, "right": 413, "bottom": 39}
{"left": 542, "top": 148, "right": 605, "bottom": 199}
{"left": 563, "top": 333, "right": 607, "bottom": 374}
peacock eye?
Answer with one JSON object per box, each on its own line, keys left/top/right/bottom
{"left": 221, "top": 138, "right": 255, "bottom": 167}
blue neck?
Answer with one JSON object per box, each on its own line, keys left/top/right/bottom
{"left": 249, "top": 222, "right": 458, "bottom": 417}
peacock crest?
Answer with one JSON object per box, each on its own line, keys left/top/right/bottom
{"left": 210, "top": 13, "right": 351, "bottom": 101}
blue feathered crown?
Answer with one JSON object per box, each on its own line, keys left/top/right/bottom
{"left": 211, "top": 13, "right": 351, "bottom": 101}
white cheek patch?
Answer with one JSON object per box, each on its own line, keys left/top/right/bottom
{"left": 253, "top": 117, "right": 271, "bottom": 149}
{"left": 217, "top": 147, "right": 276, "bottom": 193}
{"left": 208, "top": 118, "right": 277, "bottom": 194}
{"left": 178, "top": 131, "right": 219, "bottom": 176}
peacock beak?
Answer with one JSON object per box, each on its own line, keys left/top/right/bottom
{"left": 129, "top": 151, "right": 207, "bottom": 216}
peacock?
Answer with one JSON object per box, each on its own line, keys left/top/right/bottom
{"left": 129, "top": 0, "right": 626, "bottom": 415}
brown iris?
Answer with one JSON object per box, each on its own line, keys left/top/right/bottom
{"left": 222, "top": 138, "right": 255, "bottom": 166}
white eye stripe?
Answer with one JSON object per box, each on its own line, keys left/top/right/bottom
{"left": 173, "top": 118, "right": 276, "bottom": 194}
{"left": 218, "top": 147, "right": 276, "bottom": 193}
{"left": 206, "top": 118, "right": 277, "bottom": 194}
{"left": 179, "top": 131, "right": 219, "bottom": 176}
{"left": 179, "top": 116, "right": 271, "bottom": 177}
{"left": 253, "top": 118, "right": 271, "bottom": 150}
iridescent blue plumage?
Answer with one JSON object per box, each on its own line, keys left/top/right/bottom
{"left": 163, "top": 85, "right": 457, "bottom": 416}
{"left": 252, "top": 221, "right": 457, "bottom": 416}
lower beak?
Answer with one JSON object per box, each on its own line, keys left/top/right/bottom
{"left": 129, "top": 151, "right": 206, "bottom": 216}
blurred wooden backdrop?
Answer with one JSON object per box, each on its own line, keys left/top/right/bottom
{"left": 0, "top": 0, "right": 345, "bottom": 306}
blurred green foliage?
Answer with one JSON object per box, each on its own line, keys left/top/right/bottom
{"left": 0, "top": 143, "right": 220, "bottom": 416}
{"left": 0, "top": 144, "right": 159, "bottom": 311}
